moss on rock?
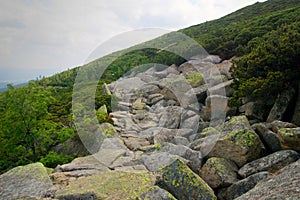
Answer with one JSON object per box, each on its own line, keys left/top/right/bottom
{"left": 223, "top": 129, "right": 258, "bottom": 147}
{"left": 186, "top": 72, "right": 204, "bottom": 87}
{"left": 278, "top": 128, "right": 300, "bottom": 151}
{"left": 55, "top": 171, "right": 155, "bottom": 199}
{"left": 157, "top": 159, "right": 217, "bottom": 200}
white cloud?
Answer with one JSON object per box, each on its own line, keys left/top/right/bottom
{"left": 0, "top": 0, "right": 265, "bottom": 82}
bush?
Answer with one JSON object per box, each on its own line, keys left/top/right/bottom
{"left": 40, "top": 151, "right": 73, "bottom": 168}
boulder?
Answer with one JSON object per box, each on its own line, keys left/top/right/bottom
{"left": 278, "top": 128, "right": 300, "bottom": 151}
{"left": 267, "top": 87, "right": 296, "bottom": 123}
{"left": 159, "top": 143, "right": 203, "bottom": 173}
{"left": 252, "top": 123, "right": 281, "bottom": 152}
{"left": 138, "top": 186, "right": 177, "bottom": 200}
{"left": 55, "top": 171, "right": 154, "bottom": 199}
{"left": 238, "top": 150, "right": 300, "bottom": 178}
{"left": 0, "top": 163, "right": 54, "bottom": 199}
{"left": 200, "top": 157, "right": 238, "bottom": 189}
{"left": 141, "top": 152, "right": 188, "bottom": 172}
{"left": 236, "top": 159, "right": 300, "bottom": 200}
{"left": 156, "top": 159, "right": 217, "bottom": 200}
{"left": 221, "top": 172, "right": 271, "bottom": 200}
{"left": 208, "top": 129, "right": 262, "bottom": 167}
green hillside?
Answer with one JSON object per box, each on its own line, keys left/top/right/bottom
{"left": 0, "top": 0, "right": 299, "bottom": 173}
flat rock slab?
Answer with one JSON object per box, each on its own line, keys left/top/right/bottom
{"left": 0, "top": 163, "right": 54, "bottom": 199}
{"left": 55, "top": 171, "right": 154, "bottom": 199}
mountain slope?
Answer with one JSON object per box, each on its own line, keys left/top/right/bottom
{"left": 0, "top": 0, "right": 299, "bottom": 172}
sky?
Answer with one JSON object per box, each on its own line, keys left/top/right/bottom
{"left": 0, "top": 0, "right": 266, "bottom": 84}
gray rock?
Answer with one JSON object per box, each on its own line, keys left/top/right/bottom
{"left": 0, "top": 163, "right": 54, "bottom": 199}
{"left": 236, "top": 159, "right": 300, "bottom": 200}
{"left": 173, "top": 136, "right": 190, "bottom": 146}
{"left": 267, "top": 87, "right": 296, "bottom": 123}
{"left": 156, "top": 159, "right": 217, "bottom": 200}
{"left": 153, "top": 128, "right": 193, "bottom": 144}
{"left": 222, "top": 171, "right": 271, "bottom": 200}
{"left": 238, "top": 150, "right": 300, "bottom": 178}
{"left": 159, "top": 143, "right": 203, "bottom": 173}
{"left": 252, "top": 123, "right": 281, "bottom": 152}
{"left": 159, "top": 106, "right": 183, "bottom": 129}
{"left": 141, "top": 152, "right": 188, "bottom": 172}
{"left": 278, "top": 128, "right": 300, "bottom": 151}
{"left": 200, "top": 157, "right": 238, "bottom": 189}
{"left": 138, "top": 186, "right": 177, "bottom": 200}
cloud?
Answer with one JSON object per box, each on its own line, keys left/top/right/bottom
{"left": 0, "top": 0, "right": 264, "bottom": 82}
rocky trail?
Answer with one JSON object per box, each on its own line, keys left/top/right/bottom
{"left": 1, "top": 55, "right": 299, "bottom": 200}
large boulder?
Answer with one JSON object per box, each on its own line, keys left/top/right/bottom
{"left": 278, "top": 128, "right": 300, "bottom": 151}
{"left": 238, "top": 150, "right": 300, "bottom": 178}
{"left": 236, "top": 159, "right": 300, "bottom": 200}
{"left": 220, "top": 172, "right": 271, "bottom": 200}
{"left": 200, "top": 157, "right": 238, "bottom": 189}
{"left": 0, "top": 163, "right": 54, "bottom": 199}
{"left": 55, "top": 171, "right": 155, "bottom": 199}
{"left": 156, "top": 159, "right": 217, "bottom": 200}
{"left": 208, "top": 129, "right": 262, "bottom": 167}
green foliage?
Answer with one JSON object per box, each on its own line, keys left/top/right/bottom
{"left": 231, "top": 21, "right": 300, "bottom": 106}
{"left": 40, "top": 151, "right": 73, "bottom": 168}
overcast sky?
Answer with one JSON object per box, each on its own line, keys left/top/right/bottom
{"left": 0, "top": 0, "right": 265, "bottom": 83}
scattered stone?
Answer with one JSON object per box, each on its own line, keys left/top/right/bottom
{"left": 0, "top": 163, "right": 54, "bottom": 199}
{"left": 236, "top": 159, "right": 300, "bottom": 200}
{"left": 156, "top": 159, "right": 217, "bottom": 200}
{"left": 278, "top": 128, "right": 300, "bottom": 151}
{"left": 238, "top": 150, "right": 300, "bottom": 178}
